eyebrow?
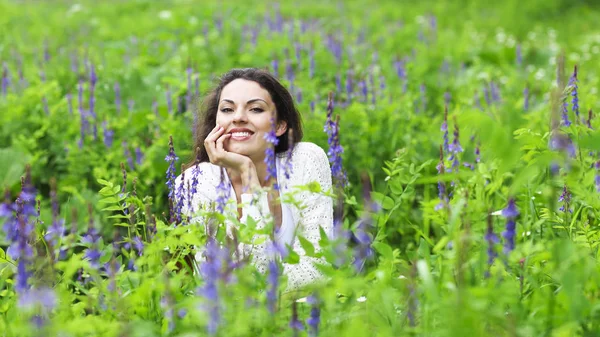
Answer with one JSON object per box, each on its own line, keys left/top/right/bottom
{"left": 220, "top": 98, "right": 268, "bottom": 105}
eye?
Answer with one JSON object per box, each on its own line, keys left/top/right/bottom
{"left": 250, "top": 107, "right": 264, "bottom": 113}
{"left": 220, "top": 107, "right": 234, "bottom": 113}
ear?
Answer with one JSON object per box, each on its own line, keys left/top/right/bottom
{"left": 275, "top": 120, "right": 288, "bottom": 137}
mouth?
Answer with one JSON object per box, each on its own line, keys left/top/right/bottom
{"left": 229, "top": 130, "right": 254, "bottom": 142}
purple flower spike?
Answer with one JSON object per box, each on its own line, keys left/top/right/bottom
{"left": 266, "top": 258, "right": 279, "bottom": 314}
{"left": 501, "top": 198, "right": 519, "bottom": 254}
{"left": 441, "top": 106, "right": 449, "bottom": 153}
{"left": 435, "top": 146, "right": 448, "bottom": 211}
{"left": 306, "top": 295, "right": 321, "bottom": 337}
{"left": 165, "top": 136, "right": 179, "bottom": 200}
{"left": 215, "top": 169, "right": 230, "bottom": 213}
{"left": 569, "top": 65, "right": 579, "bottom": 120}
{"left": 2, "top": 62, "right": 10, "bottom": 95}
{"left": 102, "top": 121, "right": 114, "bottom": 148}
{"left": 558, "top": 185, "right": 572, "bottom": 213}
{"left": 263, "top": 118, "right": 279, "bottom": 185}
{"left": 501, "top": 198, "right": 520, "bottom": 218}
{"left": 561, "top": 100, "right": 571, "bottom": 127}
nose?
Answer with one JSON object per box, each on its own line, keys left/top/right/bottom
{"left": 232, "top": 107, "right": 248, "bottom": 123}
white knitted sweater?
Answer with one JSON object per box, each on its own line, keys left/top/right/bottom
{"left": 174, "top": 142, "right": 334, "bottom": 291}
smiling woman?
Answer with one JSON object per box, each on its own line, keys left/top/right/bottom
{"left": 174, "top": 68, "right": 334, "bottom": 292}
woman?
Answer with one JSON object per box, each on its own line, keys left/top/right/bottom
{"left": 175, "top": 68, "right": 333, "bottom": 291}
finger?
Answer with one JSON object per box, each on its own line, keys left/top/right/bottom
{"left": 216, "top": 133, "right": 231, "bottom": 153}
{"left": 205, "top": 125, "right": 224, "bottom": 143}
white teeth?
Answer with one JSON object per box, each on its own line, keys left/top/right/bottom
{"left": 231, "top": 132, "right": 251, "bottom": 137}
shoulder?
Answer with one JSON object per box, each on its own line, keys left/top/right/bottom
{"left": 285, "top": 142, "right": 331, "bottom": 185}
{"left": 289, "top": 142, "right": 329, "bottom": 164}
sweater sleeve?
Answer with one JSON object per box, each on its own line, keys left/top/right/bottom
{"left": 282, "top": 143, "right": 334, "bottom": 291}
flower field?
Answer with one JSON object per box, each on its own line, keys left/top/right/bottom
{"left": 2, "top": 0, "right": 600, "bottom": 335}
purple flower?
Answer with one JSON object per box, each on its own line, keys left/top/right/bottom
{"left": 490, "top": 81, "right": 501, "bottom": 103}
{"left": 266, "top": 259, "right": 279, "bottom": 314}
{"left": 18, "top": 287, "right": 57, "bottom": 311}
{"left": 215, "top": 169, "right": 229, "bottom": 213}
{"left": 501, "top": 198, "right": 520, "bottom": 218}
{"left": 165, "top": 136, "right": 179, "bottom": 201}
{"left": 135, "top": 147, "right": 144, "bottom": 166}
{"left": 558, "top": 185, "right": 572, "bottom": 213}
{"left": 197, "top": 238, "right": 237, "bottom": 335}
{"left": 435, "top": 146, "right": 448, "bottom": 211}
{"left": 561, "top": 100, "right": 571, "bottom": 127}
{"left": 306, "top": 295, "right": 321, "bottom": 337}
{"left": 132, "top": 236, "right": 144, "bottom": 256}
{"left": 448, "top": 119, "right": 463, "bottom": 155}
{"left": 264, "top": 118, "right": 280, "bottom": 184}
{"left": 549, "top": 132, "right": 576, "bottom": 158}
{"left": 569, "top": 65, "right": 579, "bottom": 119}
{"left": 283, "top": 130, "right": 295, "bottom": 181}
{"left": 175, "top": 170, "right": 186, "bottom": 224}
{"left": 191, "top": 153, "right": 202, "bottom": 196}
{"left": 324, "top": 94, "right": 346, "bottom": 187}
{"left": 441, "top": 107, "right": 449, "bottom": 153}
{"left": 393, "top": 58, "right": 408, "bottom": 93}
{"left": 2, "top": 62, "right": 10, "bottom": 95}
{"left": 501, "top": 198, "right": 519, "bottom": 254}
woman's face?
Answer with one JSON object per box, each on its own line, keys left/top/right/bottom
{"left": 216, "top": 79, "right": 287, "bottom": 161}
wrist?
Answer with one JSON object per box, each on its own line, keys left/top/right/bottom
{"left": 239, "top": 161, "right": 260, "bottom": 191}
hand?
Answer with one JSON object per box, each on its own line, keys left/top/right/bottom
{"left": 204, "top": 124, "right": 252, "bottom": 173}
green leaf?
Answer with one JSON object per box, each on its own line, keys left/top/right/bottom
{"left": 372, "top": 242, "right": 393, "bottom": 261}
{"left": 298, "top": 236, "right": 315, "bottom": 256}
{"left": 0, "top": 147, "right": 30, "bottom": 188}
{"left": 99, "top": 197, "right": 119, "bottom": 204}
{"left": 371, "top": 191, "right": 394, "bottom": 210}
{"left": 99, "top": 187, "right": 115, "bottom": 196}
{"left": 284, "top": 250, "right": 300, "bottom": 264}
{"left": 97, "top": 179, "right": 111, "bottom": 186}
{"left": 102, "top": 205, "right": 124, "bottom": 211}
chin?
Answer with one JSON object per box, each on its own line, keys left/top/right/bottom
{"left": 226, "top": 144, "right": 252, "bottom": 156}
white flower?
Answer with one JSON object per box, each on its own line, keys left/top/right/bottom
{"left": 357, "top": 296, "right": 367, "bottom": 302}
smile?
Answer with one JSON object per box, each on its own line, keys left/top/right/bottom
{"left": 230, "top": 132, "right": 253, "bottom": 141}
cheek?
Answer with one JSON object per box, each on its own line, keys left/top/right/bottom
{"left": 215, "top": 114, "right": 226, "bottom": 126}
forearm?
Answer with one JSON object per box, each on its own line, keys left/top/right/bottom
{"left": 239, "top": 161, "right": 261, "bottom": 192}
